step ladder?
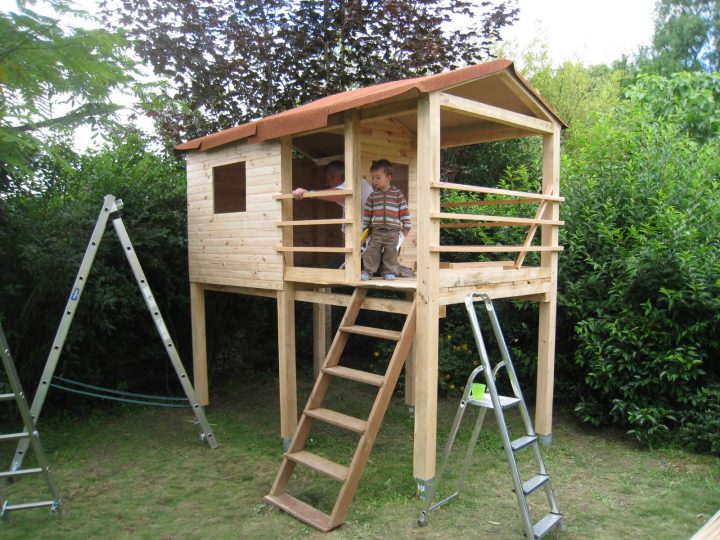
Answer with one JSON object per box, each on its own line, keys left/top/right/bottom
{"left": 0, "top": 323, "right": 62, "bottom": 517}
{"left": 266, "top": 288, "right": 416, "bottom": 531}
{"left": 9, "top": 195, "right": 217, "bottom": 476}
{"left": 418, "top": 292, "right": 562, "bottom": 539}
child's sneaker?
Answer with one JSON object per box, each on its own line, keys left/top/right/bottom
{"left": 383, "top": 273, "right": 396, "bottom": 280}
{"left": 361, "top": 271, "right": 371, "bottom": 281}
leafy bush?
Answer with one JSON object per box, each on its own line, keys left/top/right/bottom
{"left": 559, "top": 71, "right": 720, "bottom": 452}
{"left": 0, "top": 133, "right": 189, "bottom": 410}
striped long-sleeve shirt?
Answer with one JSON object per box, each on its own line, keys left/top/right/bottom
{"left": 362, "top": 185, "right": 411, "bottom": 231}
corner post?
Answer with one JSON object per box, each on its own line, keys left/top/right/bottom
{"left": 190, "top": 281, "right": 208, "bottom": 406}
{"left": 279, "top": 136, "right": 297, "bottom": 447}
{"left": 414, "top": 93, "right": 441, "bottom": 494}
{"left": 344, "top": 110, "right": 362, "bottom": 281}
{"left": 536, "top": 125, "right": 561, "bottom": 441}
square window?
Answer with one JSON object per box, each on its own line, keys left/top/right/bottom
{"left": 213, "top": 161, "right": 246, "bottom": 213}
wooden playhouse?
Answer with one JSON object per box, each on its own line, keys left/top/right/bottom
{"left": 176, "top": 58, "right": 565, "bottom": 528}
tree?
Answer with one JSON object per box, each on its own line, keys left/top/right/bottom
{"left": 0, "top": 0, "right": 136, "bottom": 194}
{"left": 637, "top": 0, "right": 719, "bottom": 74}
{"left": 101, "top": 0, "right": 519, "bottom": 143}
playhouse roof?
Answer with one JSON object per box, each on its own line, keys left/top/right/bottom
{"left": 176, "top": 59, "right": 564, "bottom": 153}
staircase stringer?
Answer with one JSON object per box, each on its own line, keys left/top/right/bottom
{"left": 330, "top": 299, "right": 417, "bottom": 527}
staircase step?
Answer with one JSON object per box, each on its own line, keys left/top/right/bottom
{"left": 340, "top": 325, "right": 401, "bottom": 341}
{"left": 510, "top": 435, "right": 538, "bottom": 452}
{"left": 286, "top": 450, "right": 348, "bottom": 482}
{"left": 2, "top": 500, "right": 57, "bottom": 512}
{"left": 0, "top": 432, "right": 30, "bottom": 443}
{"left": 305, "top": 407, "right": 367, "bottom": 434}
{"left": 323, "top": 366, "right": 384, "bottom": 386}
{"left": 522, "top": 474, "right": 549, "bottom": 495}
{"left": 533, "top": 512, "right": 562, "bottom": 539}
{"left": 265, "top": 493, "right": 334, "bottom": 532}
{"left": 0, "top": 467, "right": 42, "bottom": 479}
{"left": 469, "top": 393, "right": 521, "bottom": 410}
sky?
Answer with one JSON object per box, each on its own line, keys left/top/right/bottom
{"left": 500, "top": 0, "right": 657, "bottom": 66}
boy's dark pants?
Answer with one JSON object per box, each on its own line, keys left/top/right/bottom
{"left": 362, "top": 226, "right": 401, "bottom": 275}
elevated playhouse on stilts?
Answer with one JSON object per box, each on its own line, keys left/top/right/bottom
{"left": 177, "top": 59, "right": 565, "bottom": 531}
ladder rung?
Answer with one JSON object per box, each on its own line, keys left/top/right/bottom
{"left": 0, "top": 432, "right": 30, "bottom": 443}
{"left": 2, "top": 500, "right": 57, "bottom": 512}
{"left": 265, "top": 493, "right": 334, "bottom": 532}
{"left": 0, "top": 393, "right": 17, "bottom": 401}
{"left": 0, "top": 468, "right": 42, "bottom": 479}
{"left": 286, "top": 450, "right": 348, "bottom": 482}
{"left": 340, "top": 325, "right": 401, "bottom": 341}
{"left": 522, "top": 474, "right": 549, "bottom": 495}
{"left": 322, "top": 366, "right": 384, "bottom": 386}
{"left": 510, "top": 435, "right": 538, "bottom": 452}
{"left": 305, "top": 407, "right": 367, "bottom": 433}
{"left": 533, "top": 512, "right": 562, "bottom": 539}
{"left": 469, "top": 393, "right": 521, "bottom": 409}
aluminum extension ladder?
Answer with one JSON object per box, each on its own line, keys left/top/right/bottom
{"left": 9, "top": 195, "right": 217, "bottom": 476}
{"left": 0, "top": 323, "right": 62, "bottom": 516}
{"left": 418, "top": 292, "right": 562, "bottom": 539}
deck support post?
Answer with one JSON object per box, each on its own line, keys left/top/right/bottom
{"left": 414, "top": 93, "right": 441, "bottom": 492}
{"left": 279, "top": 136, "right": 298, "bottom": 446}
{"left": 190, "top": 281, "right": 209, "bottom": 406}
{"left": 313, "top": 290, "right": 332, "bottom": 378}
{"left": 535, "top": 126, "right": 561, "bottom": 440}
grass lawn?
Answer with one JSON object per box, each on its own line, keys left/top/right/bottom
{"left": 1, "top": 372, "right": 718, "bottom": 539}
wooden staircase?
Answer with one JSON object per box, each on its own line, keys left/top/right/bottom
{"left": 265, "top": 288, "right": 417, "bottom": 531}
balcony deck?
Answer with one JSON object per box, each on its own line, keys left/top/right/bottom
{"left": 285, "top": 263, "right": 552, "bottom": 305}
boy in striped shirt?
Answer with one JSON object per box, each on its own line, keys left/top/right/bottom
{"left": 361, "top": 159, "right": 414, "bottom": 280}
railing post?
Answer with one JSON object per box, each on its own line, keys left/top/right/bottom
{"left": 344, "top": 111, "right": 362, "bottom": 281}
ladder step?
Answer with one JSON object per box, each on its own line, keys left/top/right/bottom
{"left": 522, "top": 474, "right": 550, "bottom": 495}
{"left": 322, "top": 366, "right": 384, "bottom": 386}
{"left": 0, "top": 432, "right": 30, "bottom": 443}
{"left": 340, "top": 325, "right": 401, "bottom": 341}
{"left": 264, "top": 493, "right": 334, "bottom": 532}
{"left": 511, "top": 435, "right": 538, "bottom": 452}
{"left": 2, "top": 500, "right": 57, "bottom": 512}
{"left": 286, "top": 450, "right": 348, "bottom": 482}
{"left": 469, "top": 393, "right": 521, "bottom": 409}
{"left": 0, "top": 468, "right": 42, "bottom": 479}
{"left": 533, "top": 512, "right": 562, "bottom": 539}
{"left": 0, "top": 393, "right": 17, "bottom": 401}
{"left": 305, "top": 407, "right": 367, "bottom": 434}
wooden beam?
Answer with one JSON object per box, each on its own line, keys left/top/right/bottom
{"left": 294, "top": 289, "right": 413, "bottom": 314}
{"left": 441, "top": 124, "right": 533, "bottom": 149}
{"left": 274, "top": 188, "right": 352, "bottom": 200}
{"left": 414, "top": 92, "right": 441, "bottom": 486}
{"left": 431, "top": 211, "right": 564, "bottom": 226}
{"left": 431, "top": 181, "right": 564, "bottom": 202}
{"left": 277, "top": 282, "right": 297, "bottom": 443}
{"left": 439, "top": 92, "right": 554, "bottom": 134}
{"left": 190, "top": 282, "right": 208, "bottom": 406}
{"left": 275, "top": 246, "right": 352, "bottom": 253}
{"left": 344, "top": 110, "right": 362, "bottom": 280}
{"left": 431, "top": 245, "right": 563, "bottom": 253}
{"left": 276, "top": 219, "right": 351, "bottom": 227}
{"left": 312, "top": 288, "right": 331, "bottom": 379}
{"left": 280, "top": 137, "right": 294, "bottom": 269}
{"left": 203, "top": 283, "right": 278, "bottom": 299}
{"left": 535, "top": 125, "right": 562, "bottom": 439}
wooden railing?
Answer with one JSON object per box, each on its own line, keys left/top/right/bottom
{"left": 430, "top": 181, "right": 564, "bottom": 269}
